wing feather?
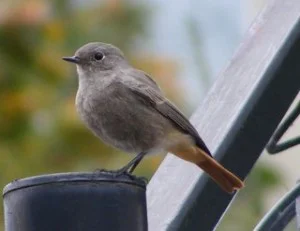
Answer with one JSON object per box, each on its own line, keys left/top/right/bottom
{"left": 124, "top": 80, "right": 212, "bottom": 156}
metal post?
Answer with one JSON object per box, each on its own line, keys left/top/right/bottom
{"left": 147, "top": 0, "right": 300, "bottom": 230}
{"left": 3, "top": 172, "right": 147, "bottom": 231}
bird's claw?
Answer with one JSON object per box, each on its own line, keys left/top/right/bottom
{"left": 94, "top": 168, "right": 133, "bottom": 178}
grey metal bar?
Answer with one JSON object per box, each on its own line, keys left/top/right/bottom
{"left": 254, "top": 183, "right": 300, "bottom": 231}
{"left": 147, "top": 0, "right": 300, "bottom": 230}
{"left": 266, "top": 101, "right": 300, "bottom": 154}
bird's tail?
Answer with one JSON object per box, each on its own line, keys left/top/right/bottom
{"left": 169, "top": 145, "right": 244, "bottom": 194}
{"left": 195, "top": 148, "right": 244, "bottom": 193}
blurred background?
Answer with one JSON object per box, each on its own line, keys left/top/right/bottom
{"left": 0, "top": 0, "right": 299, "bottom": 230}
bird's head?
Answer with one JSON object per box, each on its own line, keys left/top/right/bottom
{"left": 63, "top": 42, "right": 128, "bottom": 74}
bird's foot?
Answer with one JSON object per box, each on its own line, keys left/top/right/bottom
{"left": 93, "top": 168, "right": 148, "bottom": 183}
{"left": 94, "top": 168, "right": 133, "bottom": 178}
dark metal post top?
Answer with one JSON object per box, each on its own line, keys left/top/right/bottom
{"left": 3, "top": 172, "right": 146, "bottom": 196}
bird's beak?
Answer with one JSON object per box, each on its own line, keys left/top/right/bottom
{"left": 62, "top": 56, "right": 80, "bottom": 64}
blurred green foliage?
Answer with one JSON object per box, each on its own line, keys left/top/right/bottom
{"left": 0, "top": 1, "right": 283, "bottom": 230}
{"left": 0, "top": 0, "right": 171, "bottom": 229}
{"left": 0, "top": 0, "right": 154, "bottom": 178}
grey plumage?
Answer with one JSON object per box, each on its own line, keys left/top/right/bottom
{"left": 62, "top": 42, "right": 245, "bottom": 193}
{"left": 76, "top": 71, "right": 172, "bottom": 153}
{"left": 69, "top": 42, "right": 210, "bottom": 156}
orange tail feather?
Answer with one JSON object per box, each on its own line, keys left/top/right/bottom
{"left": 169, "top": 144, "right": 244, "bottom": 193}
{"left": 196, "top": 150, "right": 244, "bottom": 193}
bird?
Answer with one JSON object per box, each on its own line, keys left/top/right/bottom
{"left": 62, "top": 42, "right": 244, "bottom": 193}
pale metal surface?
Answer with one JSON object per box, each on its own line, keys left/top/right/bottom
{"left": 147, "top": 0, "right": 300, "bottom": 230}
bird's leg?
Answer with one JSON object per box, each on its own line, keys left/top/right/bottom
{"left": 117, "top": 151, "right": 147, "bottom": 175}
{"left": 128, "top": 151, "right": 147, "bottom": 173}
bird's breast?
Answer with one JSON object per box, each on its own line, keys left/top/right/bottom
{"left": 75, "top": 83, "right": 172, "bottom": 153}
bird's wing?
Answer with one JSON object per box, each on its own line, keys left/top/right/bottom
{"left": 123, "top": 68, "right": 161, "bottom": 91}
{"left": 124, "top": 80, "right": 212, "bottom": 157}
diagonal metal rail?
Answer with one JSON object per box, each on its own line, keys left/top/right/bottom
{"left": 147, "top": 0, "right": 300, "bottom": 230}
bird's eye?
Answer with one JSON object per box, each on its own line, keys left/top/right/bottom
{"left": 94, "top": 52, "right": 104, "bottom": 61}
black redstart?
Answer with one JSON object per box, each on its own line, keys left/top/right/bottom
{"left": 63, "top": 42, "right": 244, "bottom": 193}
